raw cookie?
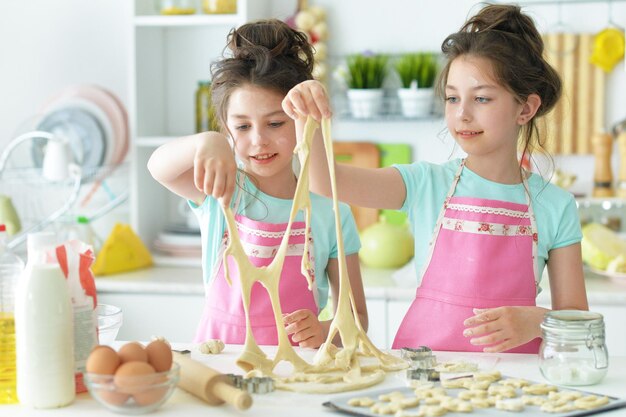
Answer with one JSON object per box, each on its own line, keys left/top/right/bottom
{"left": 348, "top": 396, "right": 375, "bottom": 407}
{"left": 434, "top": 361, "right": 478, "bottom": 373}
{"left": 495, "top": 398, "right": 525, "bottom": 412}
{"left": 574, "top": 395, "right": 609, "bottom": 410}
{"left": 198, "top": 339, "right": 225, "bottom": 354}
{"left": 522, "top": 383, "right": 558, "bottom": 395}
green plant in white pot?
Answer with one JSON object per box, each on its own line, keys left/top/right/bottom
{"left": 345, "top": 52, "right": 389, "bottom": 118}
{"left": 395, "top": 52, "right": 438, "bottom": 118}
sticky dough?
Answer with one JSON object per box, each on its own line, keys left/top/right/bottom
{"left": 221, "top": 117, "right": 407, "bottom": 393}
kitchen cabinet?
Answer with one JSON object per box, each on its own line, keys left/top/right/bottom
{"left": 129, "top": 0, "right": 271, "bottom": 267}
{"left": 98, "top": 292, "right": 204, "bottom": 342}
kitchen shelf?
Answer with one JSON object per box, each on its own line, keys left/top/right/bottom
{"left": 129, "top": 0, "right": 272, "bottom": 259}
{"left": 134, "top": 14, "right": 240, "bottom": 27}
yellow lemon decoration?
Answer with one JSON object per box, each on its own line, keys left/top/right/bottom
{"left": 93, "top": 223, "right": 153, "bottom": 275}
{"left": 590, "top": 28, "right": 625, "bottom": 72}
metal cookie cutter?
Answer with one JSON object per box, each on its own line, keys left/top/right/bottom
{"left": 227, "top": 374, "right": 275, "bottom": 394}
{"left": 401, "top": 346, "right": 437, "bottom": 369}
{"left": 401, "top": 346, "right": 439, "bottom": 382}
{"left": 406, "top": 367, "right": 440, "bottom": 382}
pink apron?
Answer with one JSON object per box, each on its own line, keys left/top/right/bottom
{"left": 194, "top": 190, "right": 319, "bottom": 346}
{"left": 393, "top": 160, "right": 541, "bottom": 353}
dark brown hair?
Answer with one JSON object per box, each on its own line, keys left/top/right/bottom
{"left": 435, "top": 4, "right": 562, "bottom": 165}
{"left": 211, "top": 19, "right": 315, "bottom": 130}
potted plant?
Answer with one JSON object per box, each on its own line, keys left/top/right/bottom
{"left": 395, "top": 52, "right": 438, "bottom": 117}
{"left": 344, "top": 52, "right": 389, "bottom": 118}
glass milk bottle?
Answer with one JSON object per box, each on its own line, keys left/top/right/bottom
{"left": 0, "top": 224, "right": 24, "bottom": 404}
{"left": 14, "top": 232, "right": 75, "bottom": 408}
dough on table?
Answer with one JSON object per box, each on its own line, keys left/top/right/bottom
{"left": 198, "top": 339, "right": 225, "bottom": 354}
{"left": 434, "top": 361, "right": 478, "bottom": 373}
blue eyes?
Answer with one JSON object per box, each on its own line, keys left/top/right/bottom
{"left": 234, "top": 121, "right": 285, "bottom": 130}
{"left": 445, "top": 96, "right": 490, "bottom": 104}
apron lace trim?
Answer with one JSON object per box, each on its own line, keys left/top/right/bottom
{"left": 442, "top": 218, "right": 536, "bottom": 238}
{"left": 445, "top": 203, "right": 531, "bottom": 219}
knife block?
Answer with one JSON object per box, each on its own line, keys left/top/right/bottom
{"left": 618, "top": 132, "right": 626, "bottom": 199}
{"left": 592, "top": 132, "right": 614, "bottom": 198}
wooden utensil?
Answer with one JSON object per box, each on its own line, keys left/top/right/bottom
{"left": 333, "top": 141, "right": 380, "bottom": 230}
{"left": 173, "top": 352, "right": 252, "bottom": 410}
{"left": 592, "top": 132, "right": 614, "bottom": 197}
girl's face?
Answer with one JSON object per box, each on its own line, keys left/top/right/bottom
{"left": 226, "top": 84, "right": 296, "bottom": 189}
{"left": 444, "top": 55, "right": 525, "bottom": 160}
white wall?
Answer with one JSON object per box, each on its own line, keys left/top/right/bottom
{"left": 2, "top": 0, "right": 625, "bottom": 196}
{"left": 0, "top": 0, "right": 131, "bottom": 148}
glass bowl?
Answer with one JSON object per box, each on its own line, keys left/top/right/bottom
{"left": 84, "top": 363, "right": 180, "bottom": 414}
{"left": 97, "top": 304, "right": 123, "bottom": 345}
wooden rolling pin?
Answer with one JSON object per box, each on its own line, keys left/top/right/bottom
{"left": 173, "top": 352, "right": 252, "bottom": 410}
{"left": 592, "top": 132, "right": 614, "bottom": 197}
{"left": 618, "top": 132, "right": 626, "bottom": 199}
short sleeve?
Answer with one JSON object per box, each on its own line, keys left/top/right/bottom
{"left": 552, "top": 194, "right": 582, "bottom": 249}
{"left": 393, "top": 162, "right": 429, "bottom": 212}
{"left": 330, "top": 202, "right": 361, "bottom": 257}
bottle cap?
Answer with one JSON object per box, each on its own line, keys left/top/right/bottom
{"left": 27, "top": 232, "right": 57, "bottom": 256}
{"left": 0, "top": 224, "right": 5, "bottom": 232}
{"left": 77, "top": 216, "right": 89, "bottom": 224}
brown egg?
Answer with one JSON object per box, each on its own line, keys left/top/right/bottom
{"left": 86, "top": 345, "right": 121, "bottom": 375}
{"left": 133, "top": 379, "right": 169, "bottom": 407}
{"left": 114, "top": 361, "right": 156, "bottom": 392}
{"left": 98, "top": 387, "right": 131, "bottom": 406}
{"left": 118, "top": 342, "right": 148, "bottom": 364}
{"left": 145, "top": 340, "right": 173, "bottom": 372}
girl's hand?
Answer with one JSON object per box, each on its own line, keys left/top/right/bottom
{"left": 193, "top": 134, "right": 237, "bottom": 207}
{"left": 463, "top": 306, "right": 548, "bottom": 353}
{"left": 283, "top": 309, "right": 325, "bottom": 348}
{"left": 282, "top": 80, "right": 332, "bottom": 122}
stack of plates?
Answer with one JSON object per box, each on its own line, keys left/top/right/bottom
{"left": 154, "top": 228, "right": 202, "bottom": 258}
{"left": 32, "top": 85, "right": 129, "bottom": 175}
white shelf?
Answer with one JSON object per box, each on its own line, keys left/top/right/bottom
{"left": 136, "top": 136, "right": 178, "bottom": 147}
{"left": 129, "top": 0, "right": 272, "bottom": 255}
{"left": 134, "top": 14, "right": 241, "bottom": 27}
{"left": 153, "top": 254, "right": 201, "bottom": 267}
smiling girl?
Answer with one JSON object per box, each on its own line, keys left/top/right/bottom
{"left": 283, "top": 4, "right": 588, "bottom": 353}
{"left": 148, "top": 19, "right": 366, "bottom": 348}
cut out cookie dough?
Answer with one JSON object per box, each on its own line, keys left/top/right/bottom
{"left": 199, "top": 339, "right": 225, "bottom": 354}
{"left": 434, "top": 361, "right": 478, "bottom": 373}
{"left": 347, "top": 396, "right": 375, "bottom": 407}
{"left": 495, "top": 398, "right": 525, "bottom": 412}
{"left": 574, "top": 395, "right": 610, "bottom": 410}
{"left": 522, "top": 383, "right": 558, "bottom": 395}
{"left": 221, "top": 117, "right": 407, "bottom": 393}
{"left": 541, "top": 401, "right": 577, "bottom": 413}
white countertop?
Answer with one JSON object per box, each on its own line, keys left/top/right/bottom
{"left": 5, "top": 344, "right": 626, "bottom": 416}
{"left": 94, "top": 265, "right": 626, "bottom": 306}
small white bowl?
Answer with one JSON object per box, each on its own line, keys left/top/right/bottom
{"left": 97, "top": 304, "right": 123, "bottom": 345}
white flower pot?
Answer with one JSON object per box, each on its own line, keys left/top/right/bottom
{"left": 397, "top": 88, "right": 434, "bottom": 118}
{"left": 347, "top": 89, "right": 384, "bottom": 119}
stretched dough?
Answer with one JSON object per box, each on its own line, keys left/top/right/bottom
{"left": 221, "top": 117, "right": 407, "bottom": 393}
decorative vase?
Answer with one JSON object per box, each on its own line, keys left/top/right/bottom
{"left": 347, "top": 89, "right": 384, "bottom": 119}
{"left": 397, "top": 88, "right": 434, "bottom": 118}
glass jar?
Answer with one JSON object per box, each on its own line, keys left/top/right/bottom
{"left": 202, "top": 0, "right": 236, "bottom": 14}
{"left": 159, "top": 0, "right": 197, "bottom": 15}
{"left": 539, "top": 310, "right": 608, "bottom": 386}
{"left": 195, "top": 81, "right": 218, "bottom": 133}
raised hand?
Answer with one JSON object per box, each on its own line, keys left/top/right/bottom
{"left": 193, "top": 133, "right": 237, "bottom": 207}
{"left": 282, "top": 80, "right": 332, "bottom": 121}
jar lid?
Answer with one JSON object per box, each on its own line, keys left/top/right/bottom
{"left": 541, "top": 310, "right": 604, "bottom": 333}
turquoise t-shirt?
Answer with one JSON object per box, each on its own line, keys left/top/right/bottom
{"left": 190, "top": 175, "right": 361, "bottom": 308}
{"left": 395, "top": 159, "right": 582, "bottom": 290}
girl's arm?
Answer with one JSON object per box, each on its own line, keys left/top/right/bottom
{"left": 546, "top": 243, "right": 588, "bottom": 311}
{"left": 286, "top": 81, "right": 406, "bottom": 210}
{"left": 147, "top": 132, "right": 237, "bottom": 206}
{"left": 284, "top": 254, "right": 368, "bottom": 348}
{"left": 463, "top": 243, "right": 588, "bottom": 352}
